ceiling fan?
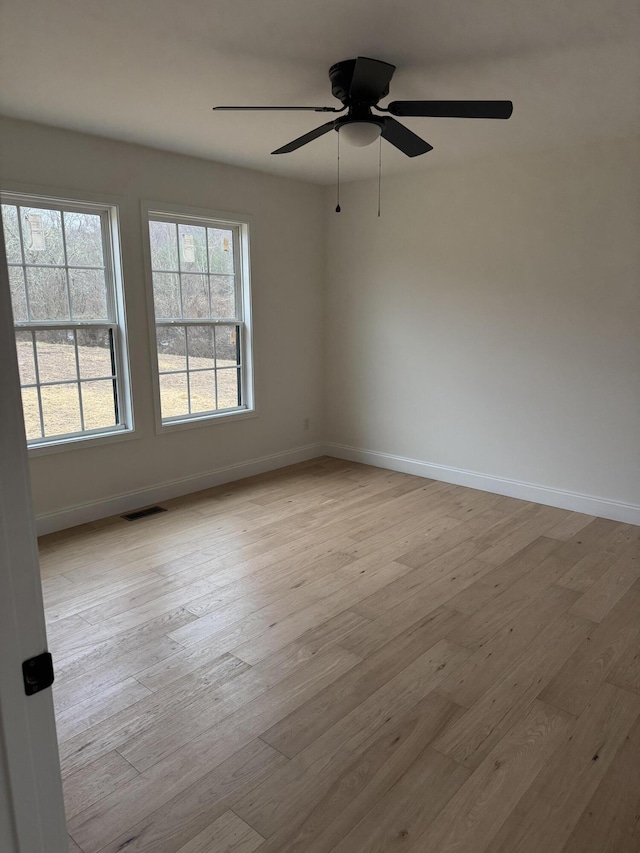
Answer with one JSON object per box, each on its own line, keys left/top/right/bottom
{"left": 213, "top": 56, "right": 513, "bottom": 157}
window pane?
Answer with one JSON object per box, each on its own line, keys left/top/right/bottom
{"left": 64, "top": 211, "right": 104, "bottom": 267}
{"left": 69, "top": 268, "right": 108, "bottom": 320}
{"left": 216, "top": 369, "right": 240, "bottom": 410}
{"left": 178, "top": 224, "right": 207, "bottom": 272}
{"left": 8, "top": 266, "right": 28, "bottom": 321}
{"left": 20, "top": 387, "right": 42, "bottom": 440}
{"left": 208, "top": 228, "right": 234, "bottom": 274}
{"left": 210, "top": 275, "right": 236, "bottom": 318}
{"left": 189, "top": 370, "right": 217, "bottom": 414}
{"left": 81, "top": 380, "right": 117, "bottom": 430}
{"left": 21, "top": 207, "right": 65, "bottom": 266}
{"left": 159, "top": 372, "right": 189, "bottom": 418}
{"left": 157, "top": 325, "right": 186, "bottom": 372}
{"left": 35, "top": 330, "right": 77, "bottom": 383}
{"left": 148, "top": 213, "right": 248, "bottom": 426}
{"left": 215, "top": 325, "right": 240, "bottom": 366}
{"left": 181, "top": 274, "right": 209, "bottom": 318}
{"left": 26, "top": 267, "right": 69, "bottom": 321}
{"left": 2, "top": 195, "right": 130, "bottom": 446}
{"left": 77, "top": 329, "right": 113, "bottom": 379}
{"left": 187, "top": 325, "right": 214, "bottom": 368}
{"left": 41, "top": 384, "right": 81, "bottom": 436}
{"left": 153, "top": 273, "right": 181, "bottom": 319}
{"left": 1, "top": 204, "right": 22, "bottom": 264}
{"left": 149, "top": 220, "right": 179, "bottom": 271}
{"left": 15, "top": 331, "right": 36, "bottom": 385}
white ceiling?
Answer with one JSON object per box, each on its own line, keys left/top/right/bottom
{"left": 1, "top": 0, "right": 639, "bottom": 184}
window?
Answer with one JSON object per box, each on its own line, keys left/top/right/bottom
{"left": 1, "top": 193, "right": 131, "bottom": 448}
{"left": 145, "top": 206, "right": 253, "bottom": 426}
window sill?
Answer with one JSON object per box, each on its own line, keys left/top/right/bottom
{"left": 27, "top": 427, "right": 138, "bottom": 457}
{"left": 156, "top": 406, "right": 257, "bottom": 435}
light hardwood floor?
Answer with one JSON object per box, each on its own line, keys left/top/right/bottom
{"left": 38, "top": 457, "right": 640, "bottom": 853}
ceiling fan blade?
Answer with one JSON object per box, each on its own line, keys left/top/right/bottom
{"left": 213, "top": 105, "right": 343, "bottom": 113}
{"left": 349, "top": 56, "right": 396, "bottom": 102}
{"left": 387, "top": 100, "right": 513, "bottom": 119}
{"left": 381, "top": 117, "right": 433, "bottom": 157}
{"left": 271, "top": 120, "right": 337, "bottom": 154}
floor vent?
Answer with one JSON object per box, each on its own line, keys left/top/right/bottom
{"left": 121, "top": 505, "right": 167, "bottom": 522}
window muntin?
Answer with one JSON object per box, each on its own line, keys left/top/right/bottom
{"left": 147, "top": 213, "right": 250, "bottom": 424}
{"left": 1, "top": 195, "right": 130, "bottom": 446}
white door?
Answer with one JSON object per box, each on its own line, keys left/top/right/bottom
{"left": 0, "top": 229, "right": 67, "bottom": 850}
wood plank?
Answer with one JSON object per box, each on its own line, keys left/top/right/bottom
{"left": 539, "top": 581, "right": 640, "bottom": 716}
{"left": 53, "top": 611, "right": 193, "bottom": 712}
{"left": 228, "top": 563, "right": 406, "bottom": 665}
{"left": 233, "top": 644, "right": 470, "bottom": 840}
{"left": 339, "top": 560, "right": 491, "bottom": 660}
{"left": 443, "top": 534, "right": 562, "bottom": 616}
{"left": 393, "top": 502, "right": 537, "bottom": 571}
{"left": 262, "top": 625, "right": 471, "bottom": 758}
{"left": 545, "top": 512, "right": 596, "bottom": 541}
{"left": 246, "top": 693, "right": 466, "bottom": 852}
{"left": 484, "top": 683, "right": 640, "bottom": 853}
{"left": 134, "top": 645, "right": 253, "bottom": 695}
{"left": 561, "top": 715, "right": 640, "bottom": 853}
{"left": 63, "top": 750, "right": 138, "bottom": 820}
{"left": 46, "top": 613, "right": 96, "bottom": 651}
{"left": 406, "top": 700, "right": 572, "bottom": 852}
{"left": 552, "top": 518, "right": 639, "bottom": 583}
{"left": 351, "top": 541, "right": 491, "bottom": 621}
{"left": 166, "top": 557, "right": 408, "bottom": 651}
{"left": 446, "top": 545, "right": 576, "bottom": 652}
{"left": 475, "top": 505, "right": 569, "bottom": 565}
{"left": 60, "top": 643, "right": 339, "bottom": 779}
{"left": 59, "top": 653, "right": 249, "bottom": 777}
{"left": 569, "top": 545, "right": 640, "bottom": 622}
{"left": 607, "top": 633, "right": 640, "bottom": 695}
{"left": 54, "top": 676, "right": 152, "bottom": 742}
{"left": 118, "top": 646, "right": 360, "bottom": 773}
{"left": 95, "top": 738, "right": 285, "bottom": 853}
{"left": 286, "top": 609, "right": 370, "bottom": 656}
{"left": 553, "top": 517, "right": 640, "bottom": 596}
{"left": 434, "top": 611, "right": 593, "bottom": 769}
{"left": 175, "top": 811, "right": 262, "bottom": 853}
{"left": 55, "top": 607, "right": 196, "bottom": 676}
{"left": 438, "top": 584, "right": 579, "bottom": 708}
{"left": 330, "top": 748, "right": 469, "bottom": 853}
{"left": 68, "top": 647, "right": 359, "bottom": 852}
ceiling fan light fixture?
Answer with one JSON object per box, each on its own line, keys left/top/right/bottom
{"left": 338, "top": 121, "right": 381, "bottom": 147}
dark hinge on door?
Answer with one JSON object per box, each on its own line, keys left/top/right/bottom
{"left": 22, "top": 652, "right": 54, "bottom": 696}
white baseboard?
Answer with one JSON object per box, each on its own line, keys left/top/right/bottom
{"left": 36, "top": 443, "right": 325, "bottom": 535}
{"left": 37, "top": 439, "right": 640, "bottom": 535}
{"left": 325, "top": 442, "right": 640, "bottom": 526}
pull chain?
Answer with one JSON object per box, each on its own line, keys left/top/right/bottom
{"left": 335, "top": 132, "right": 341, "bottom": 213}
{"left": 377, "top": 134, "right": 382, "bottom": 218}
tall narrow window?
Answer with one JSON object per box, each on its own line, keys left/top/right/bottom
{"left": 1, "top": 193, "right": 132, "bottom": 447}
{"left": 145, "top": 206, "right": 253, "bottom": 426}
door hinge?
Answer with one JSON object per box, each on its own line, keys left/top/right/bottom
{"left": 22, "top": 652, "right": 54, "bottom": 696}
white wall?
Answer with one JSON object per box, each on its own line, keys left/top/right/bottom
{"left": 2, "top": 119, "right": 639, "bottom": 527}
{"left": 0, "top": 118, "right": 326, "bottom": 527}
{"left": 325, "top": 137, "right": 640, "bottom": 514}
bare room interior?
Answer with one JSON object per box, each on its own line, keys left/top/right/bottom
{"left": 0, "top": 1, "right": 639, "bottom": 852}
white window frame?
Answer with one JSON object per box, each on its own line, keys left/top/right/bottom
{"left": 1, "top": 188, "right": 134, "bottom": 454}
{"left": 142, "top": 201, "right": 255, "bottom": 433}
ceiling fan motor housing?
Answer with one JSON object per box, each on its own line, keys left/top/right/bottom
{"left": 329, "top": 58, "right": 394, "bottom": 106}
